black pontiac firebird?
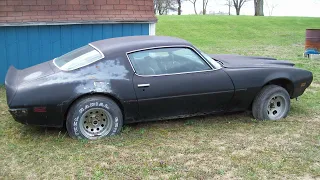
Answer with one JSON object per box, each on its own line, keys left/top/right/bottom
{"left": 5, "top": 36, "right": 313, "bottom": 139}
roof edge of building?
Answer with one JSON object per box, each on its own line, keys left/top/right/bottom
{"left": 0, "top": 19, "right": 158, "bottom": 27}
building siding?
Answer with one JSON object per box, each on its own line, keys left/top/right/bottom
{"left": 0, "top": 0, "right": 156, "bottom": 24}
{"left": 0, "top": 23, "right": 150, "bottom": 83}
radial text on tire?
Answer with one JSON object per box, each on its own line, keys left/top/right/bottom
{"left": 66, "top": 96, "right": 123, "bottom": 139}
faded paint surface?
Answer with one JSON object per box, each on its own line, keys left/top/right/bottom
{"left": 7, "top": 54, "right": 136, "bottom": 126}
{"left": 40, "top": 60, "right": 129, "bottom": 87}
{"left": 5, "top": 36, "right": 313, "bottom": 128}
{"left": 0, "top": 23, "right": 150, "bottom": 83}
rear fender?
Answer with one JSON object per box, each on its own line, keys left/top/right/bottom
{"left": 63, "top": 91, "right": 124, "bottom": 120}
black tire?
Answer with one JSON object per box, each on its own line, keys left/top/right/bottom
{"left": 66, "top": 95, "right": 123, "bottom": 140}
{"left": 252, "top": 85, "right": 290, "bottom": 120}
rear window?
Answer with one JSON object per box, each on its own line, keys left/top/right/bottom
{"left": 53, "top": 45, "right": 103, "bottom": 71}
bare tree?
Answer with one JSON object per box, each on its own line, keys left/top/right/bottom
{"left": 232, "top": 0, "right": 250, "bottom": 15}
{"left": 188, "top": 0, "right": 198, "bottom": 14}
{"left": 176, "top": 0, "right": 183, "bottom": 15}
{"left": 154, "top": 0, "right": 177, "bottom": 15}
{"left": 202, "top": 0, "right": 210, "bottom": 15}
{"left": 224, "top": 0, "right": 232, "bottom": 15}
{"left": 254, "top": 0, "right": 264, "bottom": 16}
{"left": 265, "top": 0, "right": 277, "bottom": 16}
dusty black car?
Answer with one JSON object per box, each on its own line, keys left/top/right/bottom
{"left": 5, "top": 36, "right": 313, "bottom": 139}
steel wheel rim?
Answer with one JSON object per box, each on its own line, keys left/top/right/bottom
{"left": 267, "top": 95, "right": 286, "bottom": 120}
{"left": 79, "top": 108, "right": 113, "bottom": 139}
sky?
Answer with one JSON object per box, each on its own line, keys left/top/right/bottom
{"left": 178, "top": 0, "right": 320, "bottom": 17}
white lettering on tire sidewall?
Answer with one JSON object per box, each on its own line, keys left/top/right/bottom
{"left": 73, "top": 101, "right": 119, "bottom": 139}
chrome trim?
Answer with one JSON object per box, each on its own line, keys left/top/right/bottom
{"left": 137, "top": 70, "right": 215, "bottom": 77}
{"left": 137, "top": 84, "right": 150, "bottom": 88}
{"left": 138, "top": 90, "right": 234, "bottom": 101}
{"left": 53, "top": 44, "right": 105, "bottom": 71}
{"left": 126, "top": 52, "right": 138, "bottom": 74}
{"left": 125, "top": 45, "right": 221, "bottom": 77}
{"left": 52, "top": 57, "right": 59, "bottom": 69}
{"left": 89, "top": 43, "right": 105, "bottom": 58}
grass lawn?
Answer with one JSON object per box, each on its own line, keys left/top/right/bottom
{"left": 1, "top": 15, "right": 320, "bottom": 179}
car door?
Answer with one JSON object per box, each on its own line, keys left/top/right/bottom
{"left": 127, "top": 47, "right": 234, "bottom": 120}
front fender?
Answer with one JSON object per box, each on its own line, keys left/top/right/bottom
{"left": 263, "top": 72, "right": 293, "bottom": 86}
{"left": 223, "top": 67, "right": 313, "bottom": 110}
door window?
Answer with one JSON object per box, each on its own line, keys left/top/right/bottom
{"left": 128, "top": 47, "right": 211, "bottom": 75}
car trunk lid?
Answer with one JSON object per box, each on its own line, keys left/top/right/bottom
{"left": 5, "top": 61, "right": 55, "bottom": 106}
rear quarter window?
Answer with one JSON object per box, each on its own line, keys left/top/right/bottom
{"left": 53, "top": 45, "right": 103, "bottom": 71}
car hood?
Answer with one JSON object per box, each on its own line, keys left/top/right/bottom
{"left": 209, "top": 54, "right": 295, "bottom": 68}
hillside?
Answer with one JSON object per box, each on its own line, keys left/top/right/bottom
{"left": 157, "top": 15, "right": 320, "bottom": 59}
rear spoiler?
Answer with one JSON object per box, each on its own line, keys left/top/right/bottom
{"left": 5, "top": 66, "right": 19, "bottom": 106}
{"left": 5, "top": 66, "right": 19, "bottom": 87}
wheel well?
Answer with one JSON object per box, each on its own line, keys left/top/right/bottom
{"left": 248, "top": 78, "right": 294, "bottom": 111}
{"left": 63, "top": 93, "right": 125, "bottom": 124}
{"left": 266, "top": 78, "right": 294, "bottom": 97}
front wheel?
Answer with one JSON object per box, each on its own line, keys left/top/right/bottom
{"left": 252, "top": 85, "right": 290, "bottom": 120}
{"left": 66, "top": 96, "right": 123, "bottom": 140}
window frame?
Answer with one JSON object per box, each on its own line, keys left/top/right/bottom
{"left": 126, "top": 45, "right": 220, "bottom": 77}
{"left": 53, "top": 43, "right": 105, "bottom": 71}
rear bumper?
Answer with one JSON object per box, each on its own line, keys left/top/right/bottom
{"left": 8, "top": 108, "right": 28, "bottom": 125}
{"left": 8, "top": 107, "right": 64, "bottom": 127}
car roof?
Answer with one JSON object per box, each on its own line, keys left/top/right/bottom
{"left": 90, "top": 36, "right": 193, "bottom": 56}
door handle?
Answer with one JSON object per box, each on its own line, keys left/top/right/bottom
{"left": 137, "top": 84, "right": 150, "bottom": 88}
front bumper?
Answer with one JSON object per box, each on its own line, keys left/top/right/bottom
{"left": 291, "top": 78, "right": 313, "bottom": 98}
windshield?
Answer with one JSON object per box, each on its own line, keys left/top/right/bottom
{"left": 53, "top": 45, "right": 103, "bottom": 71}
{"left": 200, "top": 51, "right": 222, "bottom": 69}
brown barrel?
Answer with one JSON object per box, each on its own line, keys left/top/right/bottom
{"left": 306, "top": 29, "right": 320, "bottom": 50}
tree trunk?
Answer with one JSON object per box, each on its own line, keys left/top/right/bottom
{"left": 228, "top": 5, "right": 231, "bottom": 15}
{"left": 203, "top": 0, "right": 205, "bottom": 15}
{"left": 193, "top": 3, "right": 198, "bottom": 14}
{"left": 254, "top": 0, "right": 257, "bottom": 15}
{"left": 254, "top": 0, "right": 264, "bottom": 16}
{"left": 236, "top": 7, "right": 240, "bottom": 15}
{"left": 177, "top": 0, "right": 182, "bottom": 15}
{"left": 258, "top": 0, "right": 264, "bottom": 16}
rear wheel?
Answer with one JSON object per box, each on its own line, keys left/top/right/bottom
{"left": 66, "top": 96, "right": 123, "bottom": 139}
{"left": 252, "top": 85, "right": 290, "bottom": 120}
